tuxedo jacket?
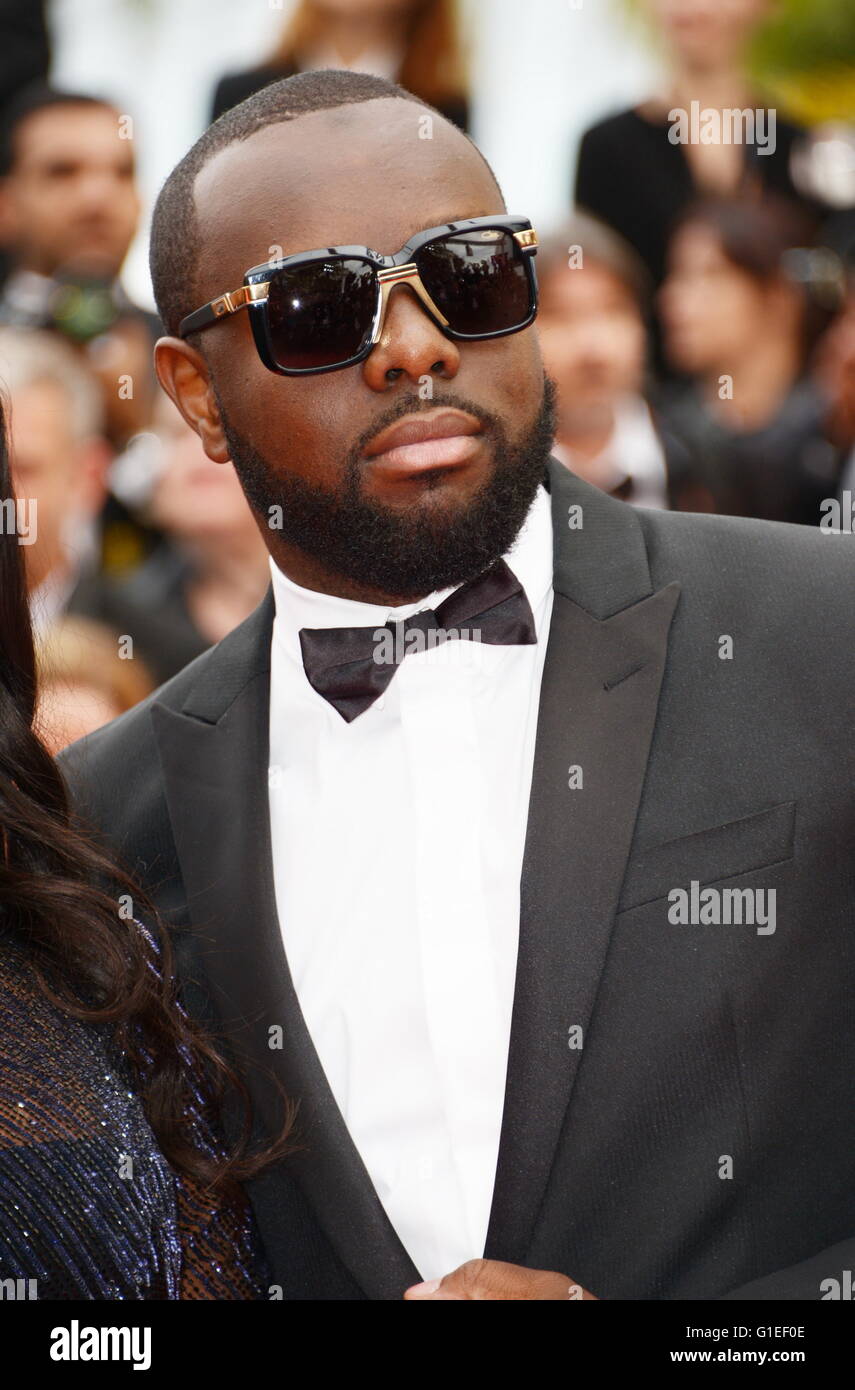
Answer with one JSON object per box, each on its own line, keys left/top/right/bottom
{"left": 60, "top": 460, "right": 855, "bottom": 1301}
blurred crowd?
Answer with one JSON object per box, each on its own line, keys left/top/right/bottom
{"left": 0, "top": 0, "right": 853, "bottom": 752}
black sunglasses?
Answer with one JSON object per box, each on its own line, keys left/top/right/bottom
{"left": 178, "top": 214, "right": 539, "bottom": 376}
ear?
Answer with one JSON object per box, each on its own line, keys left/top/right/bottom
{"left": 154, "top": 337, "right": 231, "bottom": 464}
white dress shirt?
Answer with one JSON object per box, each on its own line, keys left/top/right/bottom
{"left": 267, "top": 485, "right": 554, "bottom": 1280}
{"left": 551, "top": 394, "right": 669, "bottom": 509}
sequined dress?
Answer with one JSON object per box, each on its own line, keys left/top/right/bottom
{"left": 0, "top": 936, "right": 268, "bottom": 1299}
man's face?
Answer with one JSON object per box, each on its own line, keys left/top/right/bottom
{"left": 537, "top": 260, "right": 646, "bottom": 432}
{"left": 659, "top": 222, "right": 769, "bottom": 372}
{"left": 150, "top": 399, "right": 260, "bottom": 546}
{"left": 9, "top": 381, "right": 87, "bottom": 593}
{"left": 648, "top": 0, "right": 769, "bottom": 69}
{"left": 1, "top": 104, "right": 140, "bottom": 279}
{"left": 160, "top": 99, "right": 554, "bottom": 603}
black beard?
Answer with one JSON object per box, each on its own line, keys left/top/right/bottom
{"left": 216, "top": 373, "right": 557, "bottom": 599}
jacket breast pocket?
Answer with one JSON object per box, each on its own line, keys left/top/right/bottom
{"left": 617, "top": 800, "right": 797, "bottom": 914}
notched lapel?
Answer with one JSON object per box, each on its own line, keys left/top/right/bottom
{"left": 486, "top": 464, "right": 681, "bottom": 1263}
{"left": 150, "top": 597, "right": 420, "bottom": 1300}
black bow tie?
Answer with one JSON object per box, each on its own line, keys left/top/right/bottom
{"left": 298, "top": 558, "right": 537, "bottom": 722}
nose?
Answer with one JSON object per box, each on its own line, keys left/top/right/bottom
{"left": 361, "top": 276, "right": 461, "bottom": 390}
{"left": 76, "top": 165, "right": 122, "bottom": 204}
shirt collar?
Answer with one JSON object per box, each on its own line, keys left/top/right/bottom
{"left": 269, "top": 482, "right": 554, "bottom": 643}
{"left": 29, "top": 562, "right": 79, "bottom": 637}
{"left": 551, "top": 397, "right": 667, "bottom": 508}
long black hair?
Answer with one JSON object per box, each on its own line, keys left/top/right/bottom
{"left": 0, "top": 402, "right": 292, "bottom": 1189}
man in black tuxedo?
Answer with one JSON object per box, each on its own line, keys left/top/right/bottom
{"left": 62, "top": 70, "right": 855, "bottom": 1301}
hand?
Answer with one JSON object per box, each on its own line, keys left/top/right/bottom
{"left": 404, "top": 1258, "right": 598, "bottom": 1300}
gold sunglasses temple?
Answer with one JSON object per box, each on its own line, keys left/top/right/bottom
{"left": 208, "top": 281, "right": 270, "bottom": 320}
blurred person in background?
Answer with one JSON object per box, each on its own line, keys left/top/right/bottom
{"left": 814, "top": 251, "right": 855, "bottom": 504}
{"left": 536, "top": 214, "right": 690, "bottom": 508}
{"left": 103, "top": 398, "right": 272, "bottom": 684}
{"left": 657, "top": 195, "right": 841, "bottom": 523}
{"left": 2, "top": 325, "right": 264, "bottom": 685}
{"left": 0, "top": 83, "right": 157, "bottom": 449}
{"left": 0, "top": 83, "right": 139, "bottom": 301}
{"left": 0, "top": 326, "right": 110, "bottom": 631}
{"left": 35, "top": 613, "right": 154, "bottom": 754}
{"left": 0, "top": 325, "right": 167, "bottom": 665}
{"left": 575, "top": 0, "right": 816, "bottom": 296}
{"left": 211, "top": 0, "right": 470, "bottom": 131}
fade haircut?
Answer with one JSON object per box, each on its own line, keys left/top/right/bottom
{"left": 149, "top": 68, "right": 502, "bottom": 339}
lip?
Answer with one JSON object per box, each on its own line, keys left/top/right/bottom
{"left": 363, "top": 408, "right": 484, "bottom": 474}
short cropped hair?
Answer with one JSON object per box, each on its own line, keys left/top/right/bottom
{"left": 149, "top": 68, "right": 501, "bottom": 338}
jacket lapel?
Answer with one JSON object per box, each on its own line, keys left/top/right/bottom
{"left": 485, "top": 461, "right": 680, "bottom": 1263}
{"left": 150, "top": 593, "right": 420, "bottom": 1299}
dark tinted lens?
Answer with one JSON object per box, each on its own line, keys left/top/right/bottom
{"left": 415, "top": 228, "right": 533, "bottom": 336}
{"left": 265, "top": 257, "right": 377, "bottom": 370}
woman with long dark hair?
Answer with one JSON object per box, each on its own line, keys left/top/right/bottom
{"left": 0, "top": 406, "right": 287, "bottom": 1298}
